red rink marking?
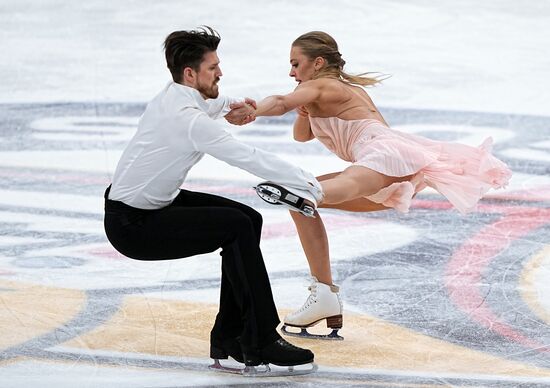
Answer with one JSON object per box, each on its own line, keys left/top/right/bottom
{"left": 444, "top": 206, "right": 550, "bottom": 350}
{"left": 0, "top": 168, "right": 111, "bottom": 185}
{"left": 84, "top": 246, "right": 127, "bottom": 260}
{"left": 0, "top": 269, "right": 16, "bottom": 276}
{"left": 484, "top": 185, "right": 550, "bottom": 202}
{"left": 261, "top": 214, "right": 374, "bottom": 239}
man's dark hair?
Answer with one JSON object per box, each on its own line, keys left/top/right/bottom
{"left": 164, "top": 26, "right": 221, "bottom": 83}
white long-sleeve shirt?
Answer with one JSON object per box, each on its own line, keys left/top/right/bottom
{"left": 108, "top": 81, "right": 322, "bottom": 209}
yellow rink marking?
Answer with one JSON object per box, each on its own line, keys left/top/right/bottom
{"left": 520, "top": 245, "right": 550, "bottom": 325}
{"left": 0, "top": 280, "right": 85, "bottom": 351}
{"left": 2, "top": 278, "right": 550, "bottom": 380}
{"left": 64, "top": 295, "right": 550, "bottom": 378}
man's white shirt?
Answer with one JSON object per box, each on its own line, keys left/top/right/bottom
{"left": 109, "top": 81, "right": 321, "bottom": 209}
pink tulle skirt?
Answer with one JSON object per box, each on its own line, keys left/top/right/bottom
{"left": 351, "top": 126, "right": 512, "bottom": 214}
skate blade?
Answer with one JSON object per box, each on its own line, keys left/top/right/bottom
{"left": 208, "top": 359, "right": 248, "bottom": 375}
{"left": 253, "top": 186, "right": 316, "bottom": 218}
{"left": 253, "top": 186, "right": 282, "bottom": 205}
{"left": 281, "top": 325, "right": 344, "bottom": 341}
{"left": 209, "top": 359, "right": 317, "bottom": 377}
{"left": 244, "top": 362, "right": 318, "bottom": 377}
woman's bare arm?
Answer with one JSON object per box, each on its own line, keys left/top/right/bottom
{"left": 293, "top": 106, "right": 314, "bottom": 142}
{"left": 255, "top": 82, "right": 321, "bottom": 117}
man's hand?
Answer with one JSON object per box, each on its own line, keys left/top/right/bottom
{"left": 225, "top": 98, "right": 257, "bottom": 125}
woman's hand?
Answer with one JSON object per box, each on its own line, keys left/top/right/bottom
{"left": 296, "top": 105, "right": 309, "bottom": 118}
{"left": 225, "top": 98, "right": 257, "bottom": 125}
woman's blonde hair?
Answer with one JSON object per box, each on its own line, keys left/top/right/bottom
{"left": 292, "top": 31, "right": 385, "bottom": 87}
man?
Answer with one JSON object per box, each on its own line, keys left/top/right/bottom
{"left": 103, "top": 26, "right": 322, "bottom": 373}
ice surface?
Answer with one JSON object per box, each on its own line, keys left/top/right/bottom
{"left": 1, "top": 1, "right": 550, "bottom": 387}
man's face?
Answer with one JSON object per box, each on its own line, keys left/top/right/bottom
{"left": 194, "top": 51, "right": 222, "bottom": 99}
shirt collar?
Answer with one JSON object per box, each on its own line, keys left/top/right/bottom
{"left": 170, "top": 81, "right": 210, "bottom": 111}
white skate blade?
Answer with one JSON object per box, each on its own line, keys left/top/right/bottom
{"left": 254, "top": 185, "right": 316, "bottom": 218}
{"left": 208, "top": 359, "right": 246, "bottom": 375}
{"left": 245, "top": 362, "right": 317, "bottom": 377}
{"left": 209, "top": 359, "right": 318, "bottom": 377}
{"left": 281, "top": 325, "right": 344, "bottom": 341}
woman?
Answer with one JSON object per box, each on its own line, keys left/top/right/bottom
{"left": 230, "top": 31, "right": 511, "bottom": 340}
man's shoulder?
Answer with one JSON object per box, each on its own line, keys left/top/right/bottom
{"left": 146, "top": 83, "right": 203, "bottom": 114}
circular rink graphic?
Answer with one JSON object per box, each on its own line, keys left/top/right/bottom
{"left": 0, "top": 102, "right": 549, "bottom": 387}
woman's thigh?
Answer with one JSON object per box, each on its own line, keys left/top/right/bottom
{"left": 319, "top": 197, "right": 389, "bottom": 212}
{"left": 320, "top": 165, "right": 413, "bottom": 204}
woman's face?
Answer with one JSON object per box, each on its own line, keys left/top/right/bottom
{"left": 289, "top": 46, "right": 316, "bottom": 84}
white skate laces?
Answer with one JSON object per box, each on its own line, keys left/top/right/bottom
{"left": 296, "top": 285, "right": 317, "bottom": 313}
{"left": 281, "top": 277, "right": 344, "bottom": 340}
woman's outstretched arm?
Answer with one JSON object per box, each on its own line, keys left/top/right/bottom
{"left": 255, "top": 82, "right": 321, "bottom": 117}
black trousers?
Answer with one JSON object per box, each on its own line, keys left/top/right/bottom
{"left": 103, "top": 186, "right": 280, "bottom": 350}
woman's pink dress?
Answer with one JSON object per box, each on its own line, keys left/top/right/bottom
{"left": 308, "top": 116, "right": 512, "bottom": 214}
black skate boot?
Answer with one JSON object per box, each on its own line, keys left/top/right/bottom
{"left": 260, "top": 337, "right": 314, "bottom": 366}
{"left": 210, "top": 337, "right": 244, "bottom": 363}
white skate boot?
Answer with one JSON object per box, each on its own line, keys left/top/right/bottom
{"left": 254, "top": 181, "right": 321, "bottom": 218}
{"left": 282, "top": 277, "right": 344, "bottom": 340}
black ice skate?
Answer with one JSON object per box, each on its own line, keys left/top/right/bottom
{"left": 254, "top": 181, "right": 316, "bottom": 218}
{"left": 209, "top": 337, "right": 317, "bottom": 377}
{"left": 209, "top": 337, "right": 244, "bottom": 363}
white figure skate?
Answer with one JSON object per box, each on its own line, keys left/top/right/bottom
{"left": 282, "top": 278, "right": 344, "bottom": 340}
{"left": 254, "top": 181, "right": 318, "bottom": 218}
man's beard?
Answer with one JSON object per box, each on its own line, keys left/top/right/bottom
{"left": 197, "top": 80, "right": 219, "bottom": 99}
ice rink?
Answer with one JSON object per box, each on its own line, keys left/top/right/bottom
{"left": 1, "top": 1, "right": 549, "bottom": 387}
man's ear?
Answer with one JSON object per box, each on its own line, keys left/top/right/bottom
{"left": 182, "top": 67, "right": 196, "bottom": 85}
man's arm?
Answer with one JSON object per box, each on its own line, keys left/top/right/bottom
{"left": 205, "top": 95, "right": 235, "bottom": 119}
{"left": 187, "top": 111, "right": 322, "bottom": 199}
{"left": 208, "top": 95, "right": 256, "bottom": 120}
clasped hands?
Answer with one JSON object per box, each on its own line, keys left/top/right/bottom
{"left": 225, "top": 97, "right": 310, "bottom": 126}
{"left": 225, "top": 98, "right": 257, "bottom": 126}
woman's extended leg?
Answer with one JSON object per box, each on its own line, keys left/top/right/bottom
{"left": 320, "top": 165, "right": 412, "bottom": 205}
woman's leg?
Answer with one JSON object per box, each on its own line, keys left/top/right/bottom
{"left": 289, "top": 209, "right": 331, "bottom": 283}
{"left": 289, "top": 172, "right": 338, "bottom": 285}
{"left": 284, "top": 171, "right": 400, "bottom": 336}
{"left": 321, "top": 197, "right": 389, "bottom": 212}
{"left": 320, "top": 165, "right": 413, "bottom": 205}
{"left": 290, "top": 172, "right": 390, "bottom": 284}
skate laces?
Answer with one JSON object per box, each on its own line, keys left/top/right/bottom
{"left": 295, "top": 284, "right": 317, "bottom": 313}
{"left": 277, "top": 338, "right": 302, "bottom": 351}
